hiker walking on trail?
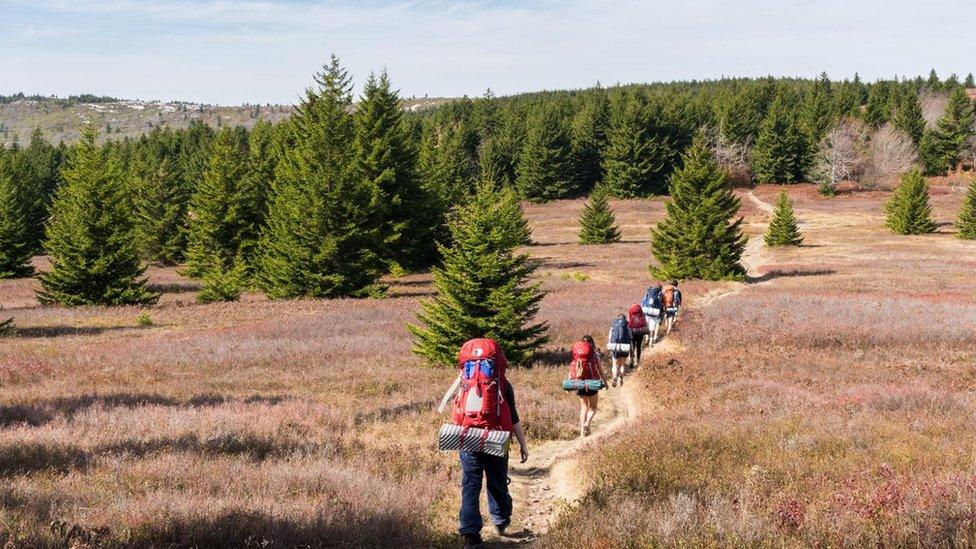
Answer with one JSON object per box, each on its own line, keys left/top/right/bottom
{"left": 663, "top": 280, "right": 682, "bottom": 335}
{"left": 568, "top": 335, "right": 608, "bottom": 438}
{"left": 640, "top": 283, "right": 664, "bottom": 345}
{"left": 626, "top": 303, "right": 649, "bottom": 367}
{"left": 448, "top": 339, "right": 529, "bottom": 548}
{"left": 607, "top": 314, "right": 633, "bottom": 387}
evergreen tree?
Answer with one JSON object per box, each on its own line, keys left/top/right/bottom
{"left": 197, "top": 261, "right": 244, "bottom": 303}
{"left": 802, "top": 72, "right": 834, "bottom": 143}
{"left": 751, "top": 93, "right": 806, "bottom": 183}
{"left": 955, "top": 176, "right": 976, "bottom": 239}
{"left": 892, "top": 89, "right": 926, "bottom": 145}
{"left": 885, "top": 168, "right": 936, "bottom": 235}
{"left": 603, "top": 92, "right": 675, "bottom": 197}
{"left": 764, "top": 190, "right": 803, "bottom": 246}
{"left": 927, "top": 69, "right": 941, "bottom": 90}
{"left": 578, "top": 184, "right": 621, "bottom": 244}
{"left": 496, "top": 183, "right": 532, "bottom": 249}
{"left": 832, "top": 80, "right": 861, "bottom": 118}
{"left": 516, "top": 103, "right": 573, "bottom": 202}
{"left": 966, "top": 73, "right": 975, "bottom": 89}
{"left": 478, "top": 135, "right": 517, "bottom": 187}
{"left": 853, "top": 73, "right": 869, "bottom": 105}
{"left": 185, "top": 128, "right": 250, "bottom": 278}
{"left": 38, "top": 127, "right": 158, "bottom": 306}
{"left": 353, "top": 71, "right": 441, "bottom": 271}
{"left": 720, "top": 86, "right": 765, "bottom": 144}
{"left": 0, "top": 155, "right": 34, "bottom": 277}
{"left": 570, "top": 90, "right": 610, "bottom": 195}
{"left": 651, "top": 133, "right": 746, "bottom": 280}
{"left": 239, "top": 120, "right": 279, "bottom": 268}
{"left": 420, "top": 121, "right": 476, "bottom": 207}
{"left": 864, "top": 83, "right": 891, "bottom": 128}
{"left": 408, "top": 183, "right": 548, "bottom": 367}
{"left": 256, "top": 56, "right": 383, "bottom": 299}
{"left": 22, "top": 129, "right": 62, "bottom": 250}
{"left": 919, "top": 87, "right": 975, "bottom": 175}
{"left": 130, "top": 137, "right": 187, "bottom": 265}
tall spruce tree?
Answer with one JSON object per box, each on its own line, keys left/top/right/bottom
{"left": 408, "top": 183, "right": 548, "bottom": 367}
{"left": 0, "top": 155, "right": 34, "bottom": 277}
{"left": 885, "top": 168, "right": 936, "bottom": 235}
{"left": 864, "top": 83, "right": 891, "bottom": 128}
{"left": 239, "top": 120, "right": 279, "bottom": 268}
{"left": 516, "top": 103, "right": 574, "bottom": 202}
{"left": 578, "top": 183, "right": 621, "bottom": 244}
{"left": 602, "top": 91, "right": 675, "bottom": 197}
{"left": 720, "top": 86, "right": 766, "bottom": 144}
{"left": 920, "top": 87, "right": 975, "bottom": 175}
{"left": 353, "top": 71, "right": 441, "bottom": 271}
{"left": 256, "top": 56, "right": 383, "bottom": 299}
{"left": 764, "top": 190, "right": 803, "bottom": 246}
{"left": 570, "top": 90, "right": 610, "bottom": 195}
{"left": 955, "top": 176, "right": 976, "bottom": 239}
{"left": 130, "top": 134, "right": 187, "bottom": 264}
{"left": 892, "top": 89, "right": 926, "bottom": 145}
{"left": 420, "top": 121, "right": 476, "bottom": 207}
{"left": 496, "top": 183, "right": 532, "bottom": 249}
{"left": 38, "top": 127, "right": 158, "bottom": 306}
{"left": 751, "top": 93, "right": 806, "bottom": 183}
{"left": 651, "top": 133, "right": 746, "bottom": 280}
{"left": 802, "top": 72, "right": 834, "bottom": 144}
{"left": 185, "top": 128, "right": 250, "bottom": 278}
{"left": 22, "top": 129, "right": 62, "bottom": 250}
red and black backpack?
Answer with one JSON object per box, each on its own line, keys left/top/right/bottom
{"left": 627, "top": 303, "right": 648, "bottom": 331}
{"left": 568, "top": 341, "right": 599, "bottom": 380}
{"left": 451, "top": 338, "right": 514, "bottom": 432}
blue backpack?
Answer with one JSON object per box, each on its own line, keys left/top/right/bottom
{"left": 641, "top": 286, "right": 662, "bottom": 309}
{"left": 610, "top": 317, "right": 632, "bottom": 344}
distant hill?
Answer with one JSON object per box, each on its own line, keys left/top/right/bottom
{"left": 0, "top": 94, "right": 450, "bottom": 145}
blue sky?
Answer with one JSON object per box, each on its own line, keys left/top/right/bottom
{"left": 2, "top": 0, "right": 974, "bottom": 104}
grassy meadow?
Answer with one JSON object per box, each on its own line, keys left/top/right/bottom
{"left": 2, "top": 182, "right": 975, "bottom": 546}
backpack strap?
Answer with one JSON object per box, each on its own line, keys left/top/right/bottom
{"left": 438, "top": 373, "right": 462, "bottom": 413}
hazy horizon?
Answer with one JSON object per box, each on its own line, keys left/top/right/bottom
{"left": 3, "top": 0, "right": 975, "bottom": 105}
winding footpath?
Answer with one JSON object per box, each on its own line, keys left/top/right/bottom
{"left": 495, "top": 190, "right": 777, "bottom": 546}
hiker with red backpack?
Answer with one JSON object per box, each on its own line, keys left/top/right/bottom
{"left": 438, "top": 338, "right": 528, "bottom": 548}
{"left": 626, "top": 303, "right": 649, "bottom": 367}
{"left": 564, "top": 335, "right": 609, "bottom": 438}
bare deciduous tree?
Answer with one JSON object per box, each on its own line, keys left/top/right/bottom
{"left": 812, "top": 118, "right": 868, "bottom": 195}
{"left": 863, "top": 124, "right": 919, "bottom": 189}
{"left": 709, "top": 129, "right": 752, "bottom": 185}
{"left": 920, "top": 92, "right": 949, "bottom": 129}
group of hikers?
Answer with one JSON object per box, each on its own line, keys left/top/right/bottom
{"left": 441, "top": 280, "right": 682, "bottom": 547}
{"left": 568, "top": 280, "right": 682, "bottom": 439}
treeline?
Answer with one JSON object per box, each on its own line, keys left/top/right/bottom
{"left": 3, "top": 64, "right": 976, "bottom": 306}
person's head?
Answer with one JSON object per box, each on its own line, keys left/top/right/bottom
{"left": 655, "top": 283, "right": 663, "bottom": 290}
{"left": 670, "top": 279, "right": 678, "bottom": 287}
{"left": 617, "top": 313, "right": 627, "bottom": 321}
{"left": 582, "top": 335, "right": 594, "bottom": 347}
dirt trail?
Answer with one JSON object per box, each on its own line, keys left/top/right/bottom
{"left": 746, "top": 189, "right": 775, "bottom": 214}
{"left": 488, "top": 192, "right": 776, "bottom": 546}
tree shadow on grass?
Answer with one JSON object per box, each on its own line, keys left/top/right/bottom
{"left": 121, "top": 508, "right": 436, "bottom": 549}
{"left": 14, "top": 325, "right": 136, "bottom": 338}
{"left": 531, "top": 348, "right": 573, "bottom": 368}
{"left": 0, "top": 392, "right": 288, "bottom": 427}
{"left": 746, "top": 268, "right": 836, "bottom": 285}
{"left": 147, "top": 281, "right": 202, "bottom": 294}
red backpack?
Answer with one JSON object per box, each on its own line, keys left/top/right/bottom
{"left": 627, "top": 304, "right": 647, "bottom": 330}
{"left": 451, "top": 338, "right": 514, "bottom": 432}
{"left": 569, "top": 341, "right": 598, "bottom": 380}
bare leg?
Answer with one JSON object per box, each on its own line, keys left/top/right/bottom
{"left": 578, "top": 398, "right": 587, "bottom": 437}
{"left": 584, "top": 395, "right": 598, "bottom": 432}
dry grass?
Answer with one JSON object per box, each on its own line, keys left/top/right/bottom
{"left": 3, "top": 185, "right": 975, "bottom": 546}
{"left": 547, "top": 184, "right": 976, "bottom": 547}
{"left": 0, "top": 198, "right": 677, "bottom": 547}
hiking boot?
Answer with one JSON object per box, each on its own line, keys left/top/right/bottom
{"left": 583, "top": 425, "right": 591, "bottom": 436}
{"left": 462, "top": 533, "right": 482, "bottom": 548}
{"left": 495, "top": 523, "right": 508, "bottom": 536}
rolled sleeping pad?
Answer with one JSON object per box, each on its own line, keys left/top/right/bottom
{"left": 438, "top": 424, "right": 511, "bottom": 457}
{"left": 607, "top": 342, "right": 631, "bottom": 353}
{"left": 562, "top": 379, "right": 605, "bottom": 392}
{"left": 666, "top": 307, "right": 679, "bottom": 315}
{"left": 642, "top": 306, "right": 661, "bottom": 317}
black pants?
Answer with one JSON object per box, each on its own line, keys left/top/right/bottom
{"left": 630, "top": 332, "right": 646, "bottom": 364}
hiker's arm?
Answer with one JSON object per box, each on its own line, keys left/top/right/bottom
{"left": 512, "top": 422, "right": 528, "bottom": 463}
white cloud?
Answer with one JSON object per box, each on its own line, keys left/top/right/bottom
{"left": 2, "top": 0, "right": 976, "bottom": 104}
